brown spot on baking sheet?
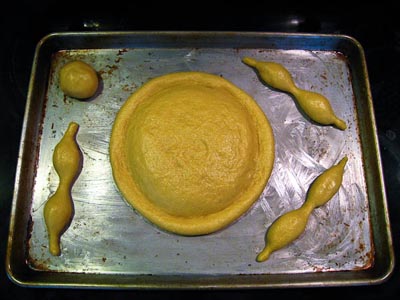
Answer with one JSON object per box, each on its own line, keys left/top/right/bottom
{"left": 115, "top": 48, "right": 128, "bottom": 63}
{"left": 359, "top": 242, "right": 365, "bottom": 252}
{"left": 98, "top": 64, "right": 118, "bottom": 76}
{"left": 118, "top": 48, "right": 128, "bottom": 56}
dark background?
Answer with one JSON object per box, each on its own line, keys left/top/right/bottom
{"left": 1, "top": 1, "right": 399, "bottom": 299}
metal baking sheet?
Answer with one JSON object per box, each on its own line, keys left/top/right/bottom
{"left": 6, "top": 32, "right": 394, "bottom": 288}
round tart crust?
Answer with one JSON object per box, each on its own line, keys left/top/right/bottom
{"left": 110, "top": 72, "right": 274, "bottom": 235}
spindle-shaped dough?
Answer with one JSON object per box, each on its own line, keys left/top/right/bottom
{"left": 257, "top": 157, "right": 348, "bottom": 262}
{"left": 44, "top": 122, "right": 83, "bottom": 256}
{"left": 242, "top": 57, "right": 347, "bottom": 130}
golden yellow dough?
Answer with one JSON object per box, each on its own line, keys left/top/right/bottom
{"left": 110, "top": 72, "right": 274, "bottom": 235}
{"left": 59, "top": 60, "right": 99, "bottom": 99}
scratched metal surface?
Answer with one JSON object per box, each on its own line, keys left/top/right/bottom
{"left": 27, "top": 45, "right": 372, "bottom": 276}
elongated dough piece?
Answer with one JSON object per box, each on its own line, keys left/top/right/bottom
{"left": 257, "top": 157, "right": 348, "bottom": 262}
{"left": 44, "top": 122, "right": 83, "bottom": 256}
{"left": 243, "top": 57, "right": 347, "bottom": 130}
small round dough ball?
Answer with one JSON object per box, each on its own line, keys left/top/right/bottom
{"left": 59, "top": 61, "right": 99, "bottom": 99}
